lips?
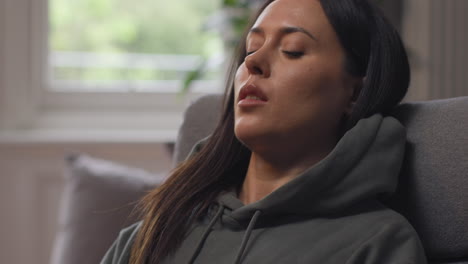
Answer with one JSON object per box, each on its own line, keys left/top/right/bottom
{"left": 238, "top": 84, "right": 268, "bottom": 103}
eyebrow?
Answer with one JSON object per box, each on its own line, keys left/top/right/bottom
{"left": 249, "top": 26, "right": 318, "bottom": 41}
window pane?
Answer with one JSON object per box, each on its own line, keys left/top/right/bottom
{"left": 48, "top": 0, "right": 223, "bottom": 92}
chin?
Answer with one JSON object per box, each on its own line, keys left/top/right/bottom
{"left": 234, "top": 125, "right": 273, "bottom": 153}
{"left": 234, "top": 126, "right": 254, "bottom": 145}
{"left": 235, "top": 125, "right": 258, "bottom": 147}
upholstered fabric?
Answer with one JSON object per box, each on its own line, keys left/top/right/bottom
{"left": 50, "top": 154, "right": 164, "bottom": 264}
{"left": 390, "top": 96, "right": 468, "bottom": 263}
{"left": 173, "top": 94, "right": 223, "bottom": 165}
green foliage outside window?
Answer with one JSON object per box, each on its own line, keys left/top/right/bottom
{"left": 49, "top": 0, "right": 223, "bottom": 83}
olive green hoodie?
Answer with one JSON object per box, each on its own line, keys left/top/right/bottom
{"left": 101, "top": 114, "right": 427, "bottom": 264}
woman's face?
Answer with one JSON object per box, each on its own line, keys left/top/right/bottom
{"left": 234, "top": 0, "right": 361, "bottom": 155}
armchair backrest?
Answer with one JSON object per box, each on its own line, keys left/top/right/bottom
{"left": 173, "top": 94, "right": 223, "bottom": 164}
{"left": 390, "top": 97, "right": 468, "bottom": 263}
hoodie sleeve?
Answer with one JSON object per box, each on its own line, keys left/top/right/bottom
{"left": 100, "top": 222, "right": 142, "bottom": 264}
{"left": 345, "top": 219, "right": 427, "bottom": 264}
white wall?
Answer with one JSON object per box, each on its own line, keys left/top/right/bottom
{"left": 0, "top": 0, "right": 6, "bottom": 129}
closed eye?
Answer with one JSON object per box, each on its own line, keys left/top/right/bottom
{"left": 283, "top": 51, "right": 304, "bottom": 58}
{"left": 246, "top": 51, "right": 256, "bottom": 56}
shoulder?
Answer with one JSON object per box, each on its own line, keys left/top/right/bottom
{"left": 100, "top": 221, "right": 142, "bottom": 264}
{"left": 345, "top": 207, "right": 427, "bottom": 264}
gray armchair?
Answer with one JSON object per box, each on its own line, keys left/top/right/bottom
{"left": 50, "top": 95, "right": 468, "bottom": 264}
{"left": 174, "top": 94, "right": 468, "bottom": 263}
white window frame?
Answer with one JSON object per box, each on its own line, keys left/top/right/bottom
{"left": 0, "top": 0, "right": 223, "bottom": 142}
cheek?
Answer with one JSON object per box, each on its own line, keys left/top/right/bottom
{"left": 276, "top": 65, "right": 327, "bottom": 99}
{"left": 276, "top": 63, "right": 349, "bottom": 117}
{"left": 299, "top": 63, "right": 347, "bottom": 98}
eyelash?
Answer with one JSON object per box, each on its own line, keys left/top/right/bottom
{"left": 283, "top": 51, "right": 304, "bottom": 58}
{"left": 246, "top": 50, "right": 304, "bottom": 58}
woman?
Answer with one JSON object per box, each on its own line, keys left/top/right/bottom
{"left": 102, "top": 0, "right": 427, "bottom": 263}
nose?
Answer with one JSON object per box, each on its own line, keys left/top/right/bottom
{"left": 244, "top": 50, "right": 271, "bottom": 78}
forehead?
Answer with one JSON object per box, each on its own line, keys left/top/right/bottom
{"left": 252, "top": 0, "right": 329, "bottom": 31}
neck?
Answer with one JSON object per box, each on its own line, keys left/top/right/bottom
{"left": 238, "top": 147, "right": 331, "bottom": 205}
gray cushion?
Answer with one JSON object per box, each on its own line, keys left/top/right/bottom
{"left": 50, "top": 154, "right": 164, "bottom": 264}
{"left": 173, "top": 94, "right": 223, "bottom": 165}
{"left": 391, "top": 96, "right": 468, "bottom": 262}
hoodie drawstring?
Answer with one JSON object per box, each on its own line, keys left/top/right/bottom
{"left": 233, "top": 210, "right": 261, "bottom": 264}
{"left": 188, "top": 205, "right": 224, "bottom": 264}
{"left": 188, "top": 207, "right": 262, "bottom": 264}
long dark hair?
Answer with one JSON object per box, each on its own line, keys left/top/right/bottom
{"left": 129, "top": 0, "right": 410, "bottom": 263}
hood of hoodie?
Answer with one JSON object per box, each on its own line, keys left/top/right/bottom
{"left": 206, "top": 114, "right": 406, "bottom": 225}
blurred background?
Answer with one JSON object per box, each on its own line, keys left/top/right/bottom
{"left": 0, "top": 0, "right": 467, "bottom": 263}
